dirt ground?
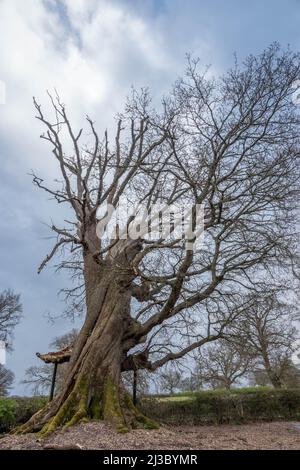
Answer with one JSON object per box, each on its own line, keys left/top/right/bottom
{"left": 0, "top": 421, "right": 300, "bottom": 450}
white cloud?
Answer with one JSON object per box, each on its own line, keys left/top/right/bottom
{"left": 0, "top": 0, "right": 186, "bottom": 246}
{"left": 0, "top": 0, "right": 173, "bottom": 173}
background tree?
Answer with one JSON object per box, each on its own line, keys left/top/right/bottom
{"left": 0, "top": 289, "right": 22, "bottom": 346}
{"left": 251, "top": 369, "right": 270, "bottom": 387}
{"left": 20, "top": 45, "right": 300, "bottom": 434}
{"left": 252, "top": 354, "right": 300, "bottom": 389}
{"left": 231, "top": 291, "right": 298, "bottom": 388}
{"left": 0, "top": 289, "right": 22, "bottom": 396}
{"left": 22, "top": 364, "right": 52, "bottom": 396}
{"left": 122, "top": 370, "right": 151, "bottom": 401}
{"left": 195, "top": 339, "right": 254, "bottom": 390}
{"left": 22, "top": 329, "right": 78, "bottom": 396}
{"left": 0, "top": 364, "right": 14, "bottom": 396}
{"left": 157, "top": 365, "right": 183, "bottom": 394}
{"left": 180, "top": 363, "right": 205, "bottom": 392}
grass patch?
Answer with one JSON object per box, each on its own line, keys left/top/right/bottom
{"left": 158, "top": 396, "right": 195, "bottom": 403}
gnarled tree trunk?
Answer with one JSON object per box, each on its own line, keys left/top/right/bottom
{"left": 17, "top": 241, "right": 157, "bottom": 435}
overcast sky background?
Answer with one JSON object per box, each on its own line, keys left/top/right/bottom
{"left": 0, "top": 0, "right": 300, "bottom": 395}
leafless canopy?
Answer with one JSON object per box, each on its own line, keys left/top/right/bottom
{"left": 0, "top": 364, "right": 14, "bottom": 396}
{"left": 32, "top": 44, "right": 300, "bottom": 373}
{"left": 230, "top": 290, "right": 299, "bottom": 387}
{"left": 0, "top": 289, "right": 22, "bottom": 344}
{"left": 195, "top": 339, "right": 254, "bottom": 389}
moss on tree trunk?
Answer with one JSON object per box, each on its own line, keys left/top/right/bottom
{"left": 16, "top": 260, "right": 157, "bottom": 435}
{"left": 16, "top": 369, "right": 157, "bottom": 436}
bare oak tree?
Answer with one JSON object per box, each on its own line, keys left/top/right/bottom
{"left": 195, "top": 339, "right": 254, "bottom": 390}
{"left": 0, "top": 289, "right": 22, "bottom": 345}
{"left": 19, "top": 45, "right": 300, "bottom": 434}
{"left": 22, "top": 329, "right": 78, "bottom": 396}
{"left": 22, "top": 364, "right": 53, "bottom": 396}
{"left": 231, "top": 291, "right": 298, "bottom": 388}
{"left": 0, "top": 365, "right": 14, "bottom": 396}
{"left": 157, "top": 366, "right": 183, "bottom": 394}
{"left": 252, "top": 355, "right": 300, "bottom": 388}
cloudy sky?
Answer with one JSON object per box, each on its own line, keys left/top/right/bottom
{"left": 0, "top": 0, "right": 300, "bottom": 395}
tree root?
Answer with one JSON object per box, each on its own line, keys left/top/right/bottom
{"left": 122, "top": 392, "right": 159, "bottom": 430}
{"left": 13, "top": 402, "right": 54, "bottom": 435}
{"left": 13, "top": 374, "right": 158, "bottom": 436}
{"left": 103, "top": 375, "right": 130, "bottom": 433}
{"left": 39, "top": 380, "right": 89, "bottom": 437}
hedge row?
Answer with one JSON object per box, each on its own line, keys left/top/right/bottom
{"left": 0, "top": 396, "right": 47, "bottom": 433}
{"left": 1, "top": 389, "right": 299, "bottom": 433}
{"left": 140, "top": 388, "right": 300, "bottom": 425}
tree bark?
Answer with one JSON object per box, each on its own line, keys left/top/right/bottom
{"left": 16, "top": 243, "right": 157, "bottom": 435}
{"left": 261, "top": 351, "right": 283, "bottom": 389}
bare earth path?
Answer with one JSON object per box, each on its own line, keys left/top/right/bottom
{"left": 0, "top": 421, "right": 300, "bottom": 450}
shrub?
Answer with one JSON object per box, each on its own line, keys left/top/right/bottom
{"left": 140, "top": 388, "right": 300, "bottom": 425}
{"left": 0, "top": 396, "right": 47, "bottom": 433}
{"left": 0, "top": 398, "right": 16, "bottom": 433}
{"left": 13, "top": 396, "right": 48, "bottom": 425}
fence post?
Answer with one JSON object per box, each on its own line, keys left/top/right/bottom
{"left": 49, "top": 362, "right": 58, "bottom": 401}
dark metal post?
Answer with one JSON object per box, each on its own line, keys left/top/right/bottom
{"left": 49, "top": 362, "right": 58, "bottom": 401}
{"left": 133, "top": 369, "right": 137, "bottom": 405}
